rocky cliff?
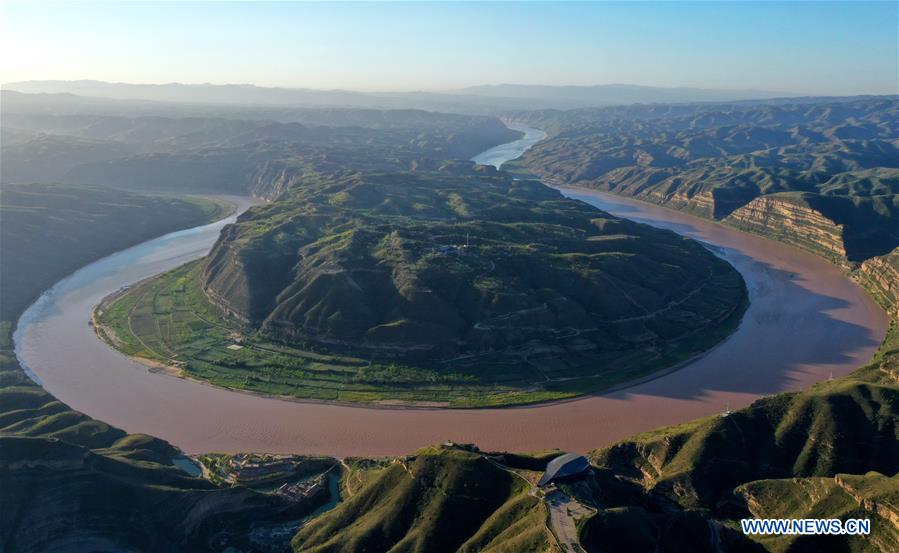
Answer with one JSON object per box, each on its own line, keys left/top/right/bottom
{"left": 725, "top": 194, "right": 848, "bottom": 265}
{"left": 854, "top": 247, "right": 899, "bottom": 317}
{"left": 516, "top": 96, "right": 899, "bottom": 266}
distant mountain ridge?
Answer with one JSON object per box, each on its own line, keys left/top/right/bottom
{"left": 457, "top": 83, "right": 797, "bottom": 104}
{"left": 0, "top": 94, "right": 521, "bottom": 189}
{"left": 3, "top": 80, "right": 374, "bottom": 107}
{"left": 3, "top": 80, "right": 796, "bottom": 111}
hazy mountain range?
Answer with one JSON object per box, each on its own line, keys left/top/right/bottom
{"left": 457, "top": 83, "right": 797, "bottom": 103}
{"left": 3, "top": 80, "right": 797, "bottom": 113}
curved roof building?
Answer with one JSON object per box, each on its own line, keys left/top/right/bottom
{"left": 538, "top": 453, "right": 589, "bottom": 486}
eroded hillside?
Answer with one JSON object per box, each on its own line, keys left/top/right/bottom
{"left": 513, "top": 97, "right": 899, "bottom": 264}
{"left": 203, "top": 172, "right": 745, "bottom": 365}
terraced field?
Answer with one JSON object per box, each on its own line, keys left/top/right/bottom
{"left": 97, "top": 261, "right": 490, "bottom": 406}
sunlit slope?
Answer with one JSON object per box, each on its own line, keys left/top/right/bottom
{"left": 292, "top": 447, "right": 553, "bottom": 553}
{"left": 854, "top": 247, "right": 899, "bottom": 317}
{"left": 591, "top": 364, "right": 899, "bottom": 511}
{"left": 735, "top": 472, "right": 898, "bottom": 553}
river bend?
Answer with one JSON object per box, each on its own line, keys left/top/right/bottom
{"left": 14, "top": 128, "right": 888, "bottom": 457}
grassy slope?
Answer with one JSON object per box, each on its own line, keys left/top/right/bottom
{"left": 736, "top": 472, "right": 899, "bottom": 553}
{"left": 96, "top": 171, "right": 746, "bottom": 407}
{"left": 292, "top": 446, "right": 555, "bottom": 553}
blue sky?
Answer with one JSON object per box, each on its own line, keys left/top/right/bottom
{"left": 1, "top": 1, "right": 896, "bottom": 95}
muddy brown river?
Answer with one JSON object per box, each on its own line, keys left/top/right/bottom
{"left": 14, "top": 127, "right": 889, "bottom": 457}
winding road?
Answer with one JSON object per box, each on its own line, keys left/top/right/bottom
{"left": 14, "top": 125, "right": 888, "bottom": 457}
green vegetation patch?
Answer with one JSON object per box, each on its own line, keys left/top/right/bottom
{"left": 291, "top": 445, "right": 552, "bottom": 553}
{"left": 97, "top": 261, "right": 572, "bottom": 407}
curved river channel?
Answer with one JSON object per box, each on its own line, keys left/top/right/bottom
{"left": 15, "top": 124, "right": 888, "bottom": 457}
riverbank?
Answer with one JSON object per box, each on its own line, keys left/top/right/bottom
{"left": 13, "top": 195, "right": 259, "bottom": 384}
{"left": 90, "top": 256, "right": 748, "bottom": 411}
{"left": 0, "top": 186, "right": 234, "bottom": 326}
{"left": 91, "top": 209, "right": 748, "bottom": 408}
{"left": 13, "top": 177, "right": 887, "bottom": 456}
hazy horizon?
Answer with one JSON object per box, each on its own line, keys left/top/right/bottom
{"left": 2, "top": 1, "right": 896, "bottom": 96}
{"left": 0, "top": 78, "right": 802, "bottom": 96}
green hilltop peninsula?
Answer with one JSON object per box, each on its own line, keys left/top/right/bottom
{"left": 96, "top": 171, "right": 747, "bottom": 407}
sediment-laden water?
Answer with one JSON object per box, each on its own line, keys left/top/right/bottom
{"left": 14, "top": 128, "right": 888, "bottom": 457}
